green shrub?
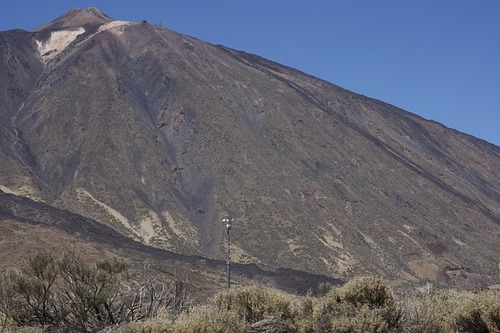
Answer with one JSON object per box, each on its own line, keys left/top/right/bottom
{"left": 341, "top": 276, "right": 396, "bottom": 309}
{"left": 312, "top": 300, "right": 396, "bottom": 333}
{"left": 213, "top": 285, "right": 294, "bottom": 324}
{"left": 293, "top": 297, "right": 320, "bottom": 333}
{"left": 0, "top": 253, "right": 61, "bottom": 328}
{"left": 396, "top": 288, "right": 500, "bottom": 333}
{"left": 414, "top": 289, "right": 474, "bottom": 332}
{"left": 174, "top": 305, "right": 246, "bottom": 333}
{"left": 329, "top": 305, "right": 392, "bottom": 333}
{"left": 453, "top": 291, "right": 500, "bottom": 333}
{"left": 305, "top": 277, "right": 400, "bottom": 333}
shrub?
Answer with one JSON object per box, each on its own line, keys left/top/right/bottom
{"left": 396, "top": 291, "right": 437, "bottom": 333}
{"left": 0, "top": 253, "right": 62, "bottom": 328}
{"left": 293, "top": 297, "right": 320, "bottom": 333}
{"left": 108, "top": 318, "right": 175, "bottom": 333}
{"left": 396, "top": 288, "right": 500, "bottom": 333}
{"left": 315, "top": 281, "right": 334, "bottom": 296}
{"left": 0, "top": 252, "right": 186, "bottom": 332}
{"left": 413, "top": 289, "right": 475, "bottom": 332}
{"left": 341, "top": 276, "right": 396, "bottom": 309}
{"left": 58, "top": 253, "right": 131, "bottom": 331}
{"left": 213, "top": 285, "right": 294, "bottom": 324}
{"left": 329, "top": 305, "right": 392, "bottom": 333}
{"left": 305, "top": 277, "right": 400, "bottom": 333}
{"left": 174, "top": 305, "right": 246, "bottom": 333}
{"left": 453, "top": 291, "right": 500, "bottom": 333}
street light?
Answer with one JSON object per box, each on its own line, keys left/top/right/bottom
{"left": 222, "top": 218, "right": 234, "bottom": 289}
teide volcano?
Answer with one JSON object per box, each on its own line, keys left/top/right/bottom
{"left": 1, "top": 7, "right": 499, "bottom": 283}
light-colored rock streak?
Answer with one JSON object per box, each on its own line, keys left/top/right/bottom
{"left": 77, "top": 188, "right": 141, "bottom": 238}
{"left": 97, "top": 20, "right": 133, "bottom": 34}
{"left": 0, "top": 184, "right": 41, "bottom": 201}
{"left": 36, "top": 28, "right": 85, "bottom": 63}
{"left": 35, "top": 21, "right": 135, "bottom": 65}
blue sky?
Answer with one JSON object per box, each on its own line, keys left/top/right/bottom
{"left": 1, "top": 1, "right": 499, "bottom": 146}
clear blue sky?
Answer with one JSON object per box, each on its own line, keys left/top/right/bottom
{"left": 1, "top": 1, "right": 499, "bottom": 146}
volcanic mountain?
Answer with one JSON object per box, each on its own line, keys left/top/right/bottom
{"left": 1, "top": 8, "right": 499, "bottom": 284}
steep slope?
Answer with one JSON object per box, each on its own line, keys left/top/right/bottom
{"left": 1, "top": 8, "right": 499, "bottom": 283}
{"left": 0, "top": 190, "right": 338, "bottom": 296}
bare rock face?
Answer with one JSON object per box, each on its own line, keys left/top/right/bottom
{"left": 1, "top": 8, "right": 499, "bottom": 283}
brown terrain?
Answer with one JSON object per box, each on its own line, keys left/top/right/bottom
{"left": 0, "top": 8, "right": 499, "bottom": 292}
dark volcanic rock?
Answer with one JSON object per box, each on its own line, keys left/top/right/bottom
{"left": 0, "top": 8, "right": 499, "bottom": 283}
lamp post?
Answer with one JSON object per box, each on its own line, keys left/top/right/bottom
{"left": 222, "top": 218, "right": 234, "bottom": 289}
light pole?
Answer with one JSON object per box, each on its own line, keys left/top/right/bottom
{"left": 222, "top": 218, "right": 234, "bottom": 289}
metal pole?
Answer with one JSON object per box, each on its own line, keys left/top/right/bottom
{"left": 223, "top": 217, "right": 233, "bottom": 289}
{"left": 226, "top": 226, "right": 231, "bottom": 289}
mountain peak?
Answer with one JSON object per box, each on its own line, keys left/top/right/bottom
{"left": 33, "top": 7, "right": 113, "bottom": 32}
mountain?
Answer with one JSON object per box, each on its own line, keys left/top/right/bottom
{"left": 1, "top": 8, "right": 499, "bottom": 285}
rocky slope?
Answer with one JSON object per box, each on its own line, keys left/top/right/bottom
{"left": 1, "top": 8, "right": 499, "bottom": 283}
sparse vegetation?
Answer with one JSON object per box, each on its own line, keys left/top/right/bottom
{"left": 0, "top": 252, "right": 185, "bottom": 332}
{"left": 213, "top": 284, "right": 294, "bottom": 324}
{"left": 1, "top": 255, "right": 499, "bottom": 332}
{"left": 296, "top": 277, "right": 399, "bottom": 333}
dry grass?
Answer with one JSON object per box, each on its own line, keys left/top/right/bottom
{"left": 174, "top": 306, "right": 246, "bottom": 333}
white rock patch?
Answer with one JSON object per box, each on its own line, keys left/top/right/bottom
{"left": 36, "top": 28, "right": 85, "bottom": 63}
{"left": 97, "top": 20, "right": 133, "bottom": 34}
{"left": 35, "top": 21, "right": 135, "bottom": 65}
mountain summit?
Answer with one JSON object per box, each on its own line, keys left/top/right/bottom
{"left": 33, "top": 7, "right": 113, "bottom": 32}
{"left": 1, "top": 8, "right": 499, "bottom": 283}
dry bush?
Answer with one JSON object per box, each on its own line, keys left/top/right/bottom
{"left": 57, "top": 253, "right": 131, "bottom": 331}
{"left": 0, "top": 253, "right": 63, "bottom": 329}
{"left": 326, "top": 305, "right": 393, "bottom": 333}
{"left": 247, "top": 316, "right": 297, "bottom": 333}
{"left": 107, "top": 318, "right": 175, "bottom": 333}
{"left": 300, "top": 276, "right": 400, "bottom": 333}
{"left": 0, "top": 327, "right": 44, "bottom": 333}
{"left": 341, "top": 276, "right": 397, "bottom": 309}
{"left": 173, "top": 305, "right": 246, "bottom": 333}
{"left": 0, "top": 252, "right": 186, "bottom": 333}
{"left": 292, "top": 296, "right": 320, "bottom": 333}
{"left": 396, "top": 290, "right": 456, "bottom": 333}
{"left": 416, "top": 290, "right": 474, "bottom": 332}
{"left": 108, "top": 306, "right": 245, "bottom": 333}
{"left": 453, "top": 291, "right": 500, "bottom": 333}
{"left": 396, "top": 292, "right": 435, "bottom": 333}
{"left": 213, "top": 284, "right": 294, "bottom": 324}
{"left": 397, "top": 288, "right": 500, "bottom": 333}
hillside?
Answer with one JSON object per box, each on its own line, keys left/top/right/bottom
{"left": 1, "top": 8, "right": 499, "bottom": 283}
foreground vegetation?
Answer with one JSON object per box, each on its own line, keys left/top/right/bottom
{"left": 0, "top": 253, "right": 498, "bottom": 332}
